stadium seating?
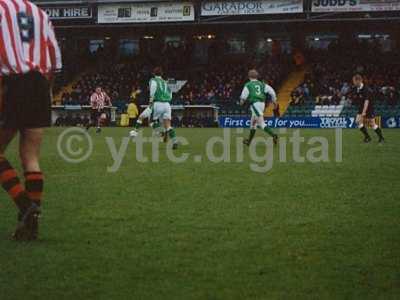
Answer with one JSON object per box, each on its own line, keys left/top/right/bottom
{"left": 311, "top": 105, "right": 344, "bottom": 117}
{"left": 284, "top": 42, "right": 400, "bottom": 118}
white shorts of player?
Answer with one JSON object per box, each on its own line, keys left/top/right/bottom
{"left": 250, "top": 102, "right": 265, "bottom": 118}
{"left": 250, "top": 102, "right": 266, "bottom": 129}
{"left": 153, "top": 102, "right": 172, "bottom": 121}
{"left": 140, "top": 106, "right": 153, "bottom": 119}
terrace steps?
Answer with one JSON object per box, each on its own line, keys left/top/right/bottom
{"left": 54, "top": 76, "right": 81, "bottom": 105}
{"left": 265, "top": 67, "right": 307, "bottom": 117}
{"left": 54, "top": 66, "right": 98, "bottom": 104}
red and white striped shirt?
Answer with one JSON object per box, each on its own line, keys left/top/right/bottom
{"left": 0, "top": 0, "right": 62, "bottom": 76}
{"left": 90, "top": 91, "right": 111, "bottom": 110}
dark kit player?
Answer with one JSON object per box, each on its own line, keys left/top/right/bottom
{"left": 0, "top": 0, "right": 62, "bottom": 240}
{"left": 351, "top": 74, "right": 384, "bottom": 143}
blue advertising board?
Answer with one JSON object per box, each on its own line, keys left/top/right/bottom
{"left": 382, "top": 116, "right": 400, "bottom": 128}
{"left": 219, "top": 117, "right": 359, "bottom": 128}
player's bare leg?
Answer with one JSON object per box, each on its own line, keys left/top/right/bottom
{"left": 20, "top": 129, "right": 43, "bottom": 172}
{"left": 0, "top": 129, "right": 17, "bottom": 165}
{"left": 162, "top": 124, "right": 168, "bottom": 143}
{"left": 356, "top": 114, "right": 371, "bottom": 143}
{"left": 163, "top": 119, "right": 178, "bottom": 149}
{"left": 96, "top": 113, "right": 101, "bottom": 133}
{"left": 0, "top": 129, "right": 17, "bottom": 152}
{"left": 18, "top": 128, "right": 44, "bottom": 240}
{"left": 368, "top": 118, "right": 384, "bottom": 143}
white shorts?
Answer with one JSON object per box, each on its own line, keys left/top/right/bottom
{"left": 250, "top": 102, "right": 265, "bottom": 118}
{"left": 153, "top": 102, "right": 172, "bottom": 121}
{"left": 140, "top": 106, "right": 153, "bottom": 119}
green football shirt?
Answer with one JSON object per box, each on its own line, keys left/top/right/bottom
{"left": 245, "top": 80, "right": 267, "bottom": 103}
{"left": 152, "top": 77, "right": 172, "bottom": 103}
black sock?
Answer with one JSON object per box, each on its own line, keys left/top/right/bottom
{"left": 360, "top": 126, "right": 370, "bottom": 139}
{"left": 249, "top": 129, "right": 256, "bottom": 142}
{"left": 374, "top": 127, "right": 384, "bottom": 139}
{"left": 25, "top": 172, "right": 44, "bottom": 206}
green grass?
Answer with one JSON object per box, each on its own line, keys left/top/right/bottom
{"left": 0, "top": 128, "right": 399, "bottom": 300}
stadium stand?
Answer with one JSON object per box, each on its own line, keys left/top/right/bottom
{"left": 56, "top": 51, "right": 292, "bottom": 117}
{"left": 264, "top": 68, "right": 306, "bottom": 117}
{"left": 285, "top": 40, "right": 400, "bottom": 118}
{"left": 46, "top": 7, "right": 400, "bottom": 127}
{"left": 177, "top": 54, "right": 292, "bottom": 109}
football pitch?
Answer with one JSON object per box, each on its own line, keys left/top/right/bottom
{"left": 1, "top": 128, "right": 399, "bottom": 300}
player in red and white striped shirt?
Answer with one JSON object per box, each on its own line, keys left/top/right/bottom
{"left": 87, "top": 87, "right": 112, "bottom": 133}
{"left": 0, "top": 0, "right": 61, "bottom": 76}
{"left": 0, "top": 0, "right": 62, "bottom": 241}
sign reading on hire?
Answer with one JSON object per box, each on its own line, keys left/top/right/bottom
{"left": 43, "top": 6, "right": 92, "bottom": 20}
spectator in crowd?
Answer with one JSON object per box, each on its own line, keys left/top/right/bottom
{"left": 290, "top": 86, "right": 306, "bottom": 106}
{"left": 383, "top": 87, "right": 399, "bottom": 107}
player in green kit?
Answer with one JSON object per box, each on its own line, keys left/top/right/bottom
{"left": 129, "top": 104, "right": 162, "bottom": 139}
{"left": 150, "top": 67, "right": 178, "bottom": 149}
{"left": 240, "top": 69, "right": 279, "bottom": 145}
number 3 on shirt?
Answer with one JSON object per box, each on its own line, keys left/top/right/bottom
{"left": 255, "top": 85, "right": 262, "bottom": 95}
{"left": 17, "top": 12, "right": 34, "bottom": 43}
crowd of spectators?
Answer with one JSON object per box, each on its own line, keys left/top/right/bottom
{"left": 290, "top": 40, "right": 400, "bottom": 108}
{"left": 54, "top": 37, "right": 294, "bottom": 129}
{"left": 176, "top": 54, "right": 292, "bottom": 106}
{"left": 59, "top": 51, "right": 292, "bottom": 114}
{"left": 59, "top": 61, "right": 147, "bottom": 107}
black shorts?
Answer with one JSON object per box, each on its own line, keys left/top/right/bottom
{"left": 1, "top": 72, "right": 51, "bottom": 129}
{"left": 357, "top": 104, "right": 375, "bottom": 119}
{"left": 91, "top": 109, "right": 104, "bottom": 123}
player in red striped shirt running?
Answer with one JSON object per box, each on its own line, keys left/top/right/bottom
{"left": 87, "top": 87, "right": 112, "bottom": 133}
{"left": 0, "top": 0, "right": 62, "bottom": 241}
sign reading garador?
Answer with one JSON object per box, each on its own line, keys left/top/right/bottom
{"left": 201, "top": 0, "right": 303, "bottom": 16}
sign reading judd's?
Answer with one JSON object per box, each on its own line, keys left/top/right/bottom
{"left": 201, "top": 0, "right": 303, "bottom": 16}
{"left": 43, "top": 6, "right": 92, "bottom": 20}
{"left": 312, "top": 0, "right": 400, "bottom": 12}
